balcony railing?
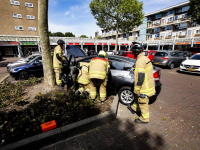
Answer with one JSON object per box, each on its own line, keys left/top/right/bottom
{"left": 154, "top": 37, "right": 160, "bottom": 40}
{"left": 178, "top": 35, "right": 186, "bottom": 38}
{"left": 167, "top": 21, "right": 174, "bottom": 24}
{"left": 165, "top": 36, "right": 172, "bottom": 39}
{"left": 194, "top": 34, "right": 200, "bottom": 37}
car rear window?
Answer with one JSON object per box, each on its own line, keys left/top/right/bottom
{"left": 155, "top": 52, "right": 168, "bottom": 57}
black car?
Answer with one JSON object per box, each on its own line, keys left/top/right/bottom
{"left": 66, "top": 55, "right": 162, "bottom": 105}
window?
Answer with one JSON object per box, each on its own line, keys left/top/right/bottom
{"left": 172, "top": 32, "right": 176, "bottom": 37}
{"left": 13, "top": 13, "right": 22, "bottom": 18}
{"left": 123, "top": 63, "right": 133, "bottom": 71}
{"left": 155, "top": 28, "right": 160, "bottom": 32}
{"left": 178, "top": 52, "right": 184, "bottom": 57}
{"left": 170, "top": 52, "right": 178, "bottom": 57}
{"left": 167, "top": 32, "right": 172, "bottom": 37}
{"left": 166, "top": 26, "right": 172, "bottom": 30}
{"left": 108, "top": 59, "right": 125, "bottom": 70}
{"left": 179, "top": 23, "right": 187, "bottom": 29}
{"left": 28, "top": 27, "right": 36, "bottom": 31}
{"left": 34, "top": 57, "right": 43, "bottom": 65}
{"left": 25, "top": 2, "right": 33, "bottom": 7}
{"left": 27, "top": 15, "right": 35, "bottom": 19}
{"left": 169, "top": 17, "right": 173, "bottom": 22}
{"left": 156, "top": 20, "right": 161, "bottom": 24}
{"left": 15, "top": 26, "right": 23, "bottom": 30}
{"left": 182, "top": 6, "right": 189, "bottom": 12}
{"left": 196, "top": 30, "right": 200, "bottom": 34}
{"left": 169, "top": 10, "right": 174, "bottom": 15}
{"left": 155, "top": 52, "right": 168, "bottom": 57}
{"left": 175, "top": 15, "right": 178, "bottom": 20}
{"left": 155, "top": 34, "right": 159, "bottom": 38}
{"left": 10, "top": 0, "right": 20, "bottom": 5}
{"left": 156, "top": 14, "right": 161, "bottom": 19}
{"left": 181, "top": 31, "right": 186, "bottom": 36}
{"left": 188, "top": 30, "right": 191, "bottom": 35}
{"left": 150, "top": 35, "right": 152, "bottom": 38}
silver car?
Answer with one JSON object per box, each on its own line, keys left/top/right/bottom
{"left": 7, "top": 53, "right": 41, "bottom": 71}
{"left": 152, "top": 50, "right": 187, "bottom": 69}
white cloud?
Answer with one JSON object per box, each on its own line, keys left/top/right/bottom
{"left": 65, "top": 11, "right": 70, "bottom": 15}
{"left": 49, "top": 0, "right": 57, "bottom": 6}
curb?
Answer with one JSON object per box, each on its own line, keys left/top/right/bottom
{"left": 0, "top": 74, "right": 10, "bottom": 83}
{"left": 1, "top": 96, "right": 119, "bottom": 150}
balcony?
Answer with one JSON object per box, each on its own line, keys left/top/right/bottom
{"left": 194, "top": 34, "right": 200, "bottom": 37}
{"left": 165, "top": 36, "right": 172, "bottom": 39}
{"left": 167, "top": 21, "right": 174, "bottom": 24}
{"left": 153, "top": 23, "right": 161, "bottom": 27}
{"left": 178, "top": 35, "right": 186, "bottom": 38}
{"left": 154, "top": 37, "right": 160, "bottom": 40}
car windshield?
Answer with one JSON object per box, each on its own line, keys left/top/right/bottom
{"left": 155, "top": 52, "right": 168, "bottom": 57}
{"left": 28, "top": 56, "right": 41, "bottom": 64}
{"left": 67, "top": 45, "right": 86, "bottom": 58}
{"left": 190, "top": 54, "right": 200, "bottom": 60}
{"left": 27, "top": 55, "right": 39, "bottom": 62}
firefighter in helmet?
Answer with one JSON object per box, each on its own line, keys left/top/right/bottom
{"left": 89, "top": 50, "right": 110, "bottom": 102}
{"left": 53, "top": 39, "right": 66, "bottom": 89}
{"left": 75, "top": 62, "right": 90, "bottom": 97}
{"left": 127, "top": 42, "right": 155, "bottom": 124}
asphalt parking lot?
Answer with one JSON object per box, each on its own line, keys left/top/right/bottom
{"left": 41, "top": 67, "right": 200, "bottom": 150}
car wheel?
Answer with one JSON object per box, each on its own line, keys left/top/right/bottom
{"left": 169, "top": 62, "right": 175, "bottom": 69}
{"left": 118, "top": 86, "right": 134, "bottom": 105}
{"left": 18, "top": 71, "right": 29, "bottom": 80}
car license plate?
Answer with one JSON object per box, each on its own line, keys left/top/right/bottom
{"left": 154, "top": 63, "right": 159, "bottom": 65}
{"left": 187, "top": 68, "right": 195, "bottom": 71}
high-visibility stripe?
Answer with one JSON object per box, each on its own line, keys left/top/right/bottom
{"left": 89, "top": 74, "right": 106, "bottom": 79}
{"left": 77, "top": 78, "right": 89, "bottom": 84}
{"left": 135, "top": 65, "right": 153, "bottom": 72}
{"left": 133, "top": 103, "right": 137, "bottom": 108}
{"left": 56, "top": 80, "right": 62, "bottom": 84}
{"left": 100, "top": 93, "right": 106, "bottom": 97}
{"left": 90, "top": 92, "right": 96, "bottom": 96}
{"left": 142, "top": 112, "right": 149, "bottom": 119}
{"left": 89, "top": 71, "right": 106, "bottom": 75}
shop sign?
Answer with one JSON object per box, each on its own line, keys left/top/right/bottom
{"left": 0, "top": 41, "right": 18, "bottom": 45}
{"left": 149, "top": 44, "right": 158, "bottom": 46}
{"left": 121, "top": 44, "right": 129, "bottom": 46}
{"left": 176, "top": 42, "right": 190, "bottom": 45}
{"left": 99, "top": 43, "right": 107, "bottom": 45}
{"left": 195, "top": 42, "right": 200, "bottom": 44}
{"left": 21, "top": 42, "right": 37, "bottom": 45}
{"left": 68, "top": 43, "right": 80, "bottom": 45}
{"left": 84, "top": 43, "right": 94, "bottom": 45}
{"left": 111, "top": 43, "right": 118, "bottom": 45}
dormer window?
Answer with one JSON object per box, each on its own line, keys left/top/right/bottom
{"left": 15, "top": 26, "right": 24, "bottom": 30}
{"left": 27, "top": 15, "right": 35, "bottom": 20}
{"left": 25, "top": 2, "right": 33, "bottom": 7}
{"left": 13, "top": 13, "right": 22, "bottom": 18}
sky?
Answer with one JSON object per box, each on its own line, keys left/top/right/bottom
{"left": 48, "top": 0, "right": 188, "bottom": 38}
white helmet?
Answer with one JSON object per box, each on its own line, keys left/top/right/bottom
{"left": 98, "top": 50, "right": 106, "bottom": 57}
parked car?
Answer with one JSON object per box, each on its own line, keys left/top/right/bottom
{"left": 66, "top": 45, "right": 86, "bottom": 58}
{"left": 143, "top": 50, "right": 157, "bottom": 61}
{"left": 7, "top": 53, "right": 41, "bottom": 71}
{"left": 179, "top": 53, "right": 200, "bottom": 74}
{"left": 65, "top": 55, "right": 162, "bottom": 105}
{"left": 0, "top": 51, "right": 3, "bottom": 61}
{"left": 186, "top": 47, "right": 200, "bottom": 55}
{"left": 106, "top": 50, "right": 114, "bottom": 55}
{"left": 152, "top": 51, "right": 187, "bottom": 69}
{"left": 119, "top": 51, "right": 134, "bottom": 58}
{"left": 87, "top": 50, "right": 97, "bottom": 56}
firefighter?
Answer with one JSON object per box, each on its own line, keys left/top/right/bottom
{"left": 75, "top": 62, "right": 90, "bottom": 97}
{"left": 53, "top": 39, "right": 66, "bottom": 89}
{"left": 89, "top": 50, "right": 110, "bottom": 102}
{"left": 127, "top": 42, "right": 155, "bottom": 124}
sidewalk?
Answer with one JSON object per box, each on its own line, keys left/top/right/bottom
{"left": 0, "top": 57, "right": 20, "bottom": 81}
{"left": 40, "top": 68, "right": 200, "bottom": 150}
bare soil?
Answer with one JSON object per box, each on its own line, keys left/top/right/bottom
{"left": 0, "top": 80, "right": 114, "bottom": 147}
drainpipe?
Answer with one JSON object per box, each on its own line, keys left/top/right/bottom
{"left": 191, "top": 38, "right": 194, "bottom": 47}
{"left": 172, "top": 39, "right": 175, "bottom": 50}
{"left": 95, "top": 43, "right": 97, "bottom": 53}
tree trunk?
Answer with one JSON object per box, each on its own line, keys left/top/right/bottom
{"left": 38, "top": 0, "right": 55, "bottom": 89}
{"left": 115, "top": 24, "right": 119, "bottom": 53}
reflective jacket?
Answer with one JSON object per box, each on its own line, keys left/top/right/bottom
{"left": 89, "top": 57, "right": 110, "bottom": 80}
{"left": 77, "top": 62, "right": 90, "bottom": 85}
{"left": 134, "top": 53, "right": 155, "bottom": 97}
{"left": 53, "top": 45, "right": 66, "bottom": 68}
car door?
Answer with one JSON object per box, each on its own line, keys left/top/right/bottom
{"left": 108, "top": 58, "right": 133, "bottom": 93}
{"left": 170, "top": 52, "right": 179, "bottom": 65}
{"left": 178, "top": 52, "right": 186, "bottom": 63}
{"left": 28, "top": 57, "right": 43, "bottom": 76}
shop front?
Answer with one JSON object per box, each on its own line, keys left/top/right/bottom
{"left": 174, "top": 42, "right": 191, "bottom": 51}
{"left": 0, "top": 41, "right": 19, "bottom": 57}
{"left": 20, "top": 42, "right": 39, "bottom": 56}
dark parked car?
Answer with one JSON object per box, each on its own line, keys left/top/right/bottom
{"left": 87, "top": 50, "right": 97, "bottom": 56}
{"left": 152, "top": 51, "right": 187, "bottom": 69}
{"left": 66, "top": 55, "right": 162, "bottom": 105}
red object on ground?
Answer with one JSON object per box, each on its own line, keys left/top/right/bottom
{"left": 41, "top": 120, "right": 57, "bottom": 132}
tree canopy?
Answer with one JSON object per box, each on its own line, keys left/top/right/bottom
{"left": 188, "top": 0, "right": 200, "bottom": 24}
{"left": 80, "top": 35, "right": 88, "bottom": 38}
{"left": 65, "top": 32, "right": 75, "bottom": 37}
{"left": 89, "top": 0, "right": 144, "bottom": 52}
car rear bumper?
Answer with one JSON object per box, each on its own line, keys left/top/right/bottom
{"left": 152, "top": 61, "right": 168, "bottom": 66}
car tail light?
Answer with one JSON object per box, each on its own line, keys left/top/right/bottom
{"left": 161, "top": 57, "right": 168, "bottom": 60}
{"left": 153, "top": 70, "right": 160, "bottom": 81}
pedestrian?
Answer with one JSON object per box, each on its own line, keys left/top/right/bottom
{"left": 75, "top": 62, "right": 90, "bottom": 97}
{"left": 89, "top": 50, "right": 110, "bottom": 102}
{"left": 127, "top": 42, "right": 155, "bottom": 124}
{"left": 53, "top": 39, "right": 66, "bottom": 90}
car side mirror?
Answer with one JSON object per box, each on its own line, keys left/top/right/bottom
{"left": 32, "top": 62, "right": 37, "bottom": 65}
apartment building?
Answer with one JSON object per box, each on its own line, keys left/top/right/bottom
{"left": 0, "top": 0, "right": 39, "bottom": 57}
{"left": 101, "top": 1, "right": 200, "bottom": 51}
{"left": 145, "top": 1, "right": 200, "bottom": 50}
